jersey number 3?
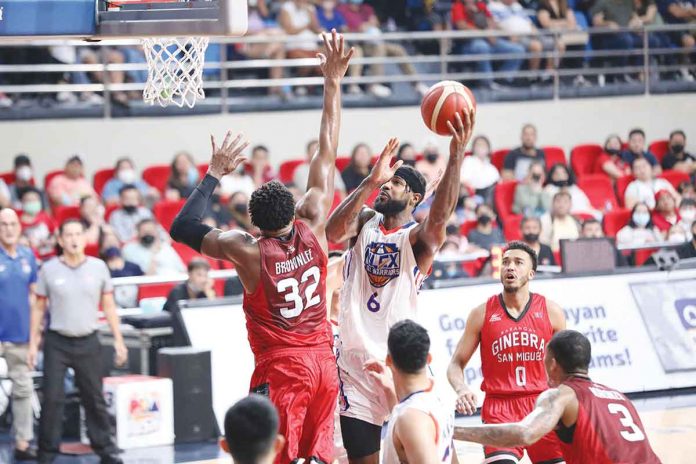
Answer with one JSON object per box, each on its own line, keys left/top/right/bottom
{"left": 277, "top": 266, "right": 320, "bottom": 318}
{"left": 608, "top": 403, "right": 645, "bottom": 442}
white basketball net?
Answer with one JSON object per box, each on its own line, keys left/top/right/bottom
{"left": 142, "top": 37, "right": 209, "bottom": 108}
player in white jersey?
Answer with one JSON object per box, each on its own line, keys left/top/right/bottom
{"left": 326, "top": 110, "right": 474, "bottom": 464}
{"left": 365, "top": 320, "right": 455, "bottom": 464}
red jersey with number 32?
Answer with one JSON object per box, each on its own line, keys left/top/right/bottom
{"left": 559, "top": 377, "right": 661, "bottom": 464}
{"left": 242, "top": 220, "right": 332, "bottom": 357}
{"left": 480, "top": 293, "right": 553, "bottom": 396}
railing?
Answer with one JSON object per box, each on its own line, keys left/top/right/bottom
{"left": 0, "top": 24, "right": 694, "bottom": 118}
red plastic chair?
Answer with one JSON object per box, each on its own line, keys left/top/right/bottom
{"left": 577, "top": 174, "right": 619, "bottom": 211}
{"left": 43, "top": 169, "right": 64, "bottom": 190}
{"left": 278, "top": 159, "right": 305, "bottom": 184}
{"left": 335, "top": 157, "right": 351, "bottom": 172}
{"left": 570, "top": 144, "right": 603, "bottom": 178}
{"left": 603, "top": 208, "right": 632, "bottom": 238}
{"left": 615, "top": 175, "right": 636, "bottom": 208}
{"left": 649, "top": 140, "right": 669, "bottom": 163}
{"left": 138, "top": 282, "right": 178, "bottom": 301}
{"left": 494, "top": 180, "right": 519, "bottom": 220}
{"left": 85, "top": 243, "right": 100, "bottom": 257}
{"left": 52, "top": 205, "right": 81, "bottom": 225}
{"left": 634, "top": 248, "right": 658, "bottom": 266}
{"left": 104, "top": 203, "right": 119, "bottom": 221}
{"left": 542, "top": 146, "right": 567, "bottom": 168}
{"left": 459, "top": 220, "right": 478, "bottom": 237}
{"left": 491, "top": 149, "right": 510, "bottom": 172}
{"left": 197, "top": 163, "right": 209, "bottom": 179}
{"left": 0, "top": 171, "right": 15, "bottom": 185}
{"left": 153, "top": 199, "right": 186, "bottom": 231}
{"left": 93, "top": 168, "right": 115, "bottom": 196}
{"left": 659, "top": 170, "right": 690, "bottom": 190}
{"left": 171, "top": 241, "right": 220, "bottom": 269}
{"left": 142, "top": 165, "right": 171, "bottom": 194}
{"left": 502, "top": 215, "right": 523, "bottom": 241}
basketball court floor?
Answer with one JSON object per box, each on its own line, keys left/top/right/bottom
{"left": 1, "top": 393, "right": 694, "bottom": 463}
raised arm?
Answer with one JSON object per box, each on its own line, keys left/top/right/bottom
{"left": 454, "top": 386, "right": 575, "bottom": 447}
{"left": 411, "top": 109, "right": 475, "bottom": 270}
{"left": 447, "top": 304, "right": 485, "bottom": 415}
{"left": 295, "top": 30, "right": 354, "bottom": 239}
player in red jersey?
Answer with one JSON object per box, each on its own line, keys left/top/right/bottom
{"left": 447, "top": 241, "right": 566, "bottom": 464}
{"left": 453, "top": 330, "right": 662, "bottom": 464}
{"left": 170, "top": 30, "right": 354, "bottom": 464}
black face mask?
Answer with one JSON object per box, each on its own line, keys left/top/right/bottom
{"left": 233, "top": 203, "right": 248, "bottom": 215}
{"left": 478, "top": 214, "right": 492, "bottom": 226}
{"left": 523, "top": 232, "right": 539, "bottom": 243}
{"left": 425, "top": 153, "right": 439, "bottom": 163}
{"left": 531, "top": 173, "right": 542, "bottom": 182}
{"left": 446, "top": 224, "right": 459, "bottom": 236}
{"left": 140, "top": 234, "right": 156, "bottom": 247}
{"left": 552, "top": 179, "right": 569, "bottom": 187}
{"left": 401, "top": 159, "right": 416, "bottom": 167}
{"left": 605, "top": 148, "right": 620, "bottom": 156}
{"left": 671, "top": 144, "right": 684, "bottom": 154}
{"left": 123, "top": 205, "right": 138, "bottom": 214}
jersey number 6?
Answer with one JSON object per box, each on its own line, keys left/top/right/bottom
{"left": 277, "top": 266, "right": 321, "bottom": 318}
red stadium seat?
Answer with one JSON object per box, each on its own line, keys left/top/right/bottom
{"left": 502, "top": 215, "right": 523, "bottom": 241}
{"left": 278, "top": 159, "right": 305, "bottom": 184}
{"left": 553, "top": 250, "right": 562, "bottom": 267}
{"left": 153, "top": 199, "right": 186, "bottom": 231}
{"left": 494, "top": 180, "right": 519, "bottom": 220}
{"left": 171, "top": 241, "right": 220, "bottom": 269}
{"left": 0, "top": 171, "right": 15, "bottom": 185}
{"left": 43, "top": 169, "right": 64, "bottom": 190}
{"left": 459, "top": 220, "right": 478, "bottom": 237}
{"left": 577, "top": 175, "right": 619, "bottom": 211}
{"left": 104, "top": 203, "right": 119, "bottom": 221}
{"left": 85, "top": 243, "right": 100, "bottom": 257}
{"left": 634, "top": 248, "right": 657, "bottom": 266}
{"left": 603, "top": 208, "right": 631, "bottom": 237}
{"left": 648, "top": 140, "right": 669, "bottom": 162}
{"left": 138, "top": 282, "right": 178, "bottom": 301}
{"left": 93, "top": 168, "right": 115, "bottom": 196}
{"left": 197, "top": 163, "right": 209, "bottom": 179}
{"left": 142, "top": 165, "right": 171, "bottom": 194}
{"left": 659, "top": 170, "right": 690, "bottom": 190}
{"left": 570, "top": 144, "right": 603, "bottom": 178}
{"left": 615, "top": 175, "right": 636, "bottom": 207}
{"left": 542, "top": 146, "right": 566, "bottom": 168}
{"left": 53, "top": 205, "right": 81, "bottom": 225}
{"left": 335, "top": 157, "right": 351, "bottom": 172}
{"left": 491, "top": 149, "right": 510, "bottom": 172}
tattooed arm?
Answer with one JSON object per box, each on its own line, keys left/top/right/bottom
{"left": 453, "top": 386, "right": 576, "bottom": 447}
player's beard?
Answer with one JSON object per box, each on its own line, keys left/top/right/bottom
{"left": 374, "top": 197, "right": 409, "bottom": 216}
{"left": 502, "top": 274, "right": 529, "bottom": 293}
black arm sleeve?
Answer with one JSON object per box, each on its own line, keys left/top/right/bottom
{"left": 169, "top": 174, "right": 217, "bottom": 253}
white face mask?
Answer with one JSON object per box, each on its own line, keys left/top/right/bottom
{"left": 16, "top": 166, "right": 32, "bottom": 181}
{"left": 118, "top": 169, "right": 136, "bottom": 184}
{"left": 680, "top": 209, "right": 695, "bottom": 222}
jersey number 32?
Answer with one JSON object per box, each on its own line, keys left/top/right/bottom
{"left": 277, "top": 266, "right": 320, "bottom": 318}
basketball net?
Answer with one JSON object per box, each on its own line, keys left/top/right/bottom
{"left": 141, "top": 36, "right": 209, "bottom": 108}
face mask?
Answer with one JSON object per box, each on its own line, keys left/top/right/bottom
{"left": 605, "top": 148, "right": 620, "bottom": 156}
{"left": 140, "top": 234, "right": 156, "bottom": 247}
{"left": 123, "top": 205, "right": 138, "bottom": 214}
{"left": 401, "top": 159, "right": 416, "bottom": 167}
{"left": 671, "top": 144, "right": 684, "bottom": 154}
{"left": 188, "top": 282, "right": 204, "bottom": 294}
{"left": 680, "top": 209, "right": 695, "bottom": 222}
{"left": 233, "top": 203, "right": 248, "bottom": 215}
{"left": 478, "top": 214, "right": 492, "bottom": 226}
{"left": 23, "top": 200, "right": 41, "bottom": 216}
{"left": 425, "top": 152, "right": 439, "bottom": 163}
{"left": 633, "top": 212, "right": 650, "bottom": 227}
{"left": 523, "top": 232, "right": 539, "bottom": 243}
{"left": 118, "top": 169, "right": 136, "bottom": 184}
{"left": 552, "top": 179, "right": 569, "bottom": 187}
{"left": 531, "top": 173, "right": 542, "bottom": 182}
{"left": 668, "top": 234, "right": 687, "bottom": 243}
{"left": 16, "top": 166, "right": 32, "bottom": 182}
{"left": 187, "top": 166, "right": 199, "bottom": 185}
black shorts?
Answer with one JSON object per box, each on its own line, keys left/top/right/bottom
{"left": 339, "top": 416, "right": 382, "bottom": 459}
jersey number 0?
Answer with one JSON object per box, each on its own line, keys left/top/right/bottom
{"left": 277, "top": 266, "right": 320, "bottom": 318}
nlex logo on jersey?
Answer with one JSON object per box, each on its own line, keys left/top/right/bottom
{"left": 364, "top": 241, "right": 401, "bottom": 287}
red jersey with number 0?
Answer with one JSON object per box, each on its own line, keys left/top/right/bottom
{"left": 480, "top": 293, "right": 553, "bottom": 396}
{"left": 242, "top": 220, "right": 332, "bottom": 357}
{"left": 559, "top": 377, "right": 661, "bottom": 464}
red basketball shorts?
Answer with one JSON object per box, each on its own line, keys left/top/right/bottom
{"left": 250, "top": 346, "right": 339, "bottom": 464}
{"left": 481, "top": 393, "right": 564, "bottom": 463}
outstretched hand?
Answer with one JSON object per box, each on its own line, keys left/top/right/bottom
{"left": 367, "top": 137, "right": 402, "bottom": 186}
{"left": 207, "top": 131, "right": 250, "bottom": 179}
{"left": 317, "top": 28, "right": 355, "bottom": 79}
{"left": 447, "top": 109, "right": 476, "bottom": 160}
{"left": 364, "top": 359, "right": 395, "bottom": 394}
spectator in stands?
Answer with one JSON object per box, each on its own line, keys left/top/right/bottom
{"left": 502, "top": 124, "right": 547, "bottom": 181}
{"left": 47, "top": 155, "right": 97, "bottom": 208}
{"left": 416, "top": 138, "right": 447, "bottom": 182}
{"left": 122, "top": 218, "right": 185, "bottom": 276}
{"left": 678, "top": 198, "right": 696, "bottom": 240}
{"left": 540, "top": 190, "right": 580, "bottom": 251}
{"left": 596, "top": 134, "right": 631, "bottom": 180}
{"left": 278, "top": 0, "right": 323, "bottom": 94}
{"left": 103, "top": 247, "right": 144, "bottom": 309}
{"left": 109, "top": 184, "right": 155, "bottom": 243}
{"left": 666, "top": 223, "right": 689, "bottom": 243}
{"left": 101, "top": 157, "right": 159, "bottom": 205}
{"left": 656, "top": 0, "right": 696, "bottom": 81}
{"left": 293, "top": 139, "right": 346, "bottom": 194}
{"left": 622, "top": 129, "right": 661, "bottom": 173}
{"left": 662, "top": 130, "right": 695, "bottom": 176}
{"left": 214, "top": 191, "right": 258, "bottom": 235}
{"left": 220, "top": 166, "right": 257, "bottom": 199}
{"left": 247, "top": 145, "right": 277, "bottom": 187}
{"left": 651, "top": 189, "right": 682, "bottom": 237}
{"left": 679, "top": 181, "right": 696, "bottom": 200}
{"left": 80, "top": 48, "right": 130, "bottom": 106}
{"left": 616, "top": 202, "right": 662, "bottom": 247}
{"left": 467, "top": 204, "right": 506, "bottom": 249}
{"left": 163, "top": 259, "right": 216, "bottom": 313}
{"left": 674, "top": 220, "right": 696, "bottom": 259}
{"left": 624, "top": 157, "right": 677, "bottom": 209}
{"left": 79, "top": 196, "right": 109, "bottom": 246}
{"left": 165, "top": 151, "right": 199, "bottom": 200}
{"left": 488, "top": 0, "right": 557, "bottom": 79}
{"left": 513, "top": 161, "right": 548, "bottom": 217}
{"left": 460, "top": 135, "right": 500, "bottom": 198}
{"left": 18, "top": 187, "right": 55, "bottom": 261}
{"left": 432, "top": 240, "right": 470, "bottom": 280}
{"left": 454, "top": 186, "right": 479, "bottom": 222}
{"left": 8, "top": 154, "right": 46, "bottom": 210}
{"left": 396, "top": 143, "right": 417, "bottom": 167}
{"left": 520, "top": 216, "right": 556, "bottom": 265}
{"left": 451, "top": 0, "right": 525, "bottom": 89}
{"left": 341, "top": 143, "right": 373, "bottom": 192}
{"left": 543, "top": 163, "right": 600, "bottom": 217}
{"left": 221, "top": 395, "right": 284, "bottom": 464}
{"left": 580, "top": 218, "right": 629, "bottom": 266}
{"left": 537, "top": 0, "right": 588, "bottom": 75}
{"left": 337, "top": 0, "right": 430, "bottom": 98}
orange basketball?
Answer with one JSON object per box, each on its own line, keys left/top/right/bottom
{"left": 420, "top": 81, "right": 476, "bottom": 136}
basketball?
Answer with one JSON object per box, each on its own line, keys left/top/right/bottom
{"left": 420, "top": 81, "right": 476, "bottom": 136}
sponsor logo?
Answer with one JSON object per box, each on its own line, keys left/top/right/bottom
{"left": 489, "top": 313, "right": 502, "bottom": 322}
{"left": 127, "top": 392, "right": 163, "bottom": 436}
{"left": 675, "top": 299, "right": 696, "bottom": 329}
{"left": 364, "top": 241, "right": 400, "bottom": 288}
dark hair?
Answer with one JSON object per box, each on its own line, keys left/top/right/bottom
{"left": 581, "top": 218, "right": 602, "bottom": 233}
{"left": 249, "top": 181, "right": 296, "bottom": 232}
{"left": 504, "top": 240, "right": 538, "bottom": 271}
{"left": 169, "top": 151, "right": 196, "bottom": 186}
{"left": 19, "top": 186, "right": 42, "bottom": 201}
{"left": 678, "top": 181, "right": 695, "bottom": 194}
{"left": 548, "top": 330, "right": 592, "bottom": 374}
{"left": 118, "top": 184, "right": 139, "bottom": 196}
{"left": 14, "top": 154, "right": 31, "bottom": 168}
{"left": 114, "top": 157, "right": 134, "bottom": 170}
{"left": 679, "top": 198, "right": 696, "bottom": 209}
{"left": 552, "top": 190, "right": 572, "bottom": 202}
{"left": 66, "top": 155, "right": 83, "bottom": 165}
{"left": 627, "top": 202, "right": 654, "bottom": 228}
{"left": 539, "top": 0, "right": 568, "bottom": 18}
{"left": 628, "top": 128, "right": 645, "bottom": 139}
{"left": 603, "top": 134, "right": 621, "bottom": 151}
{"left": 224, "top": 395, "right": 278, "bottom": 464}
{"left": 388, "top": 320, "right": 430, "bottom": 374}
{"left": 520, "top": 216, "right": 541, "bottom": 229}
{"left": 669, "top": 129, "right": 686, "bottom": 141}
{"left": 59, "top": 218, "right": 85, "bottom": 235}
{"left": 252, "top": 145, "right": 269, "bottom": 155}
{"left": 546, "top": 163, "right": 575, "bottom": 186}
{"left": 188, "top": 257, "right": 211, "bottom": 273}
{"left": 79, "top": 195, "right": 97, "bottom": 208}
{"left": 397, "top": 143, "right": 414, "bottom": 160}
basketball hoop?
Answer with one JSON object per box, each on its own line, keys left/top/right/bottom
{"left": 141, "top": 36, "right": 209, "bottom": 108}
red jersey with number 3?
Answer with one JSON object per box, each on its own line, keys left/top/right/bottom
{"left": 242, "top": 220, "right": 332, "bottom": 357}
{"left": 558, "top": 377, "right": 661, "bottom": 464}
{"left": 480, "top": 293, "right": 553, "bottom": 396}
